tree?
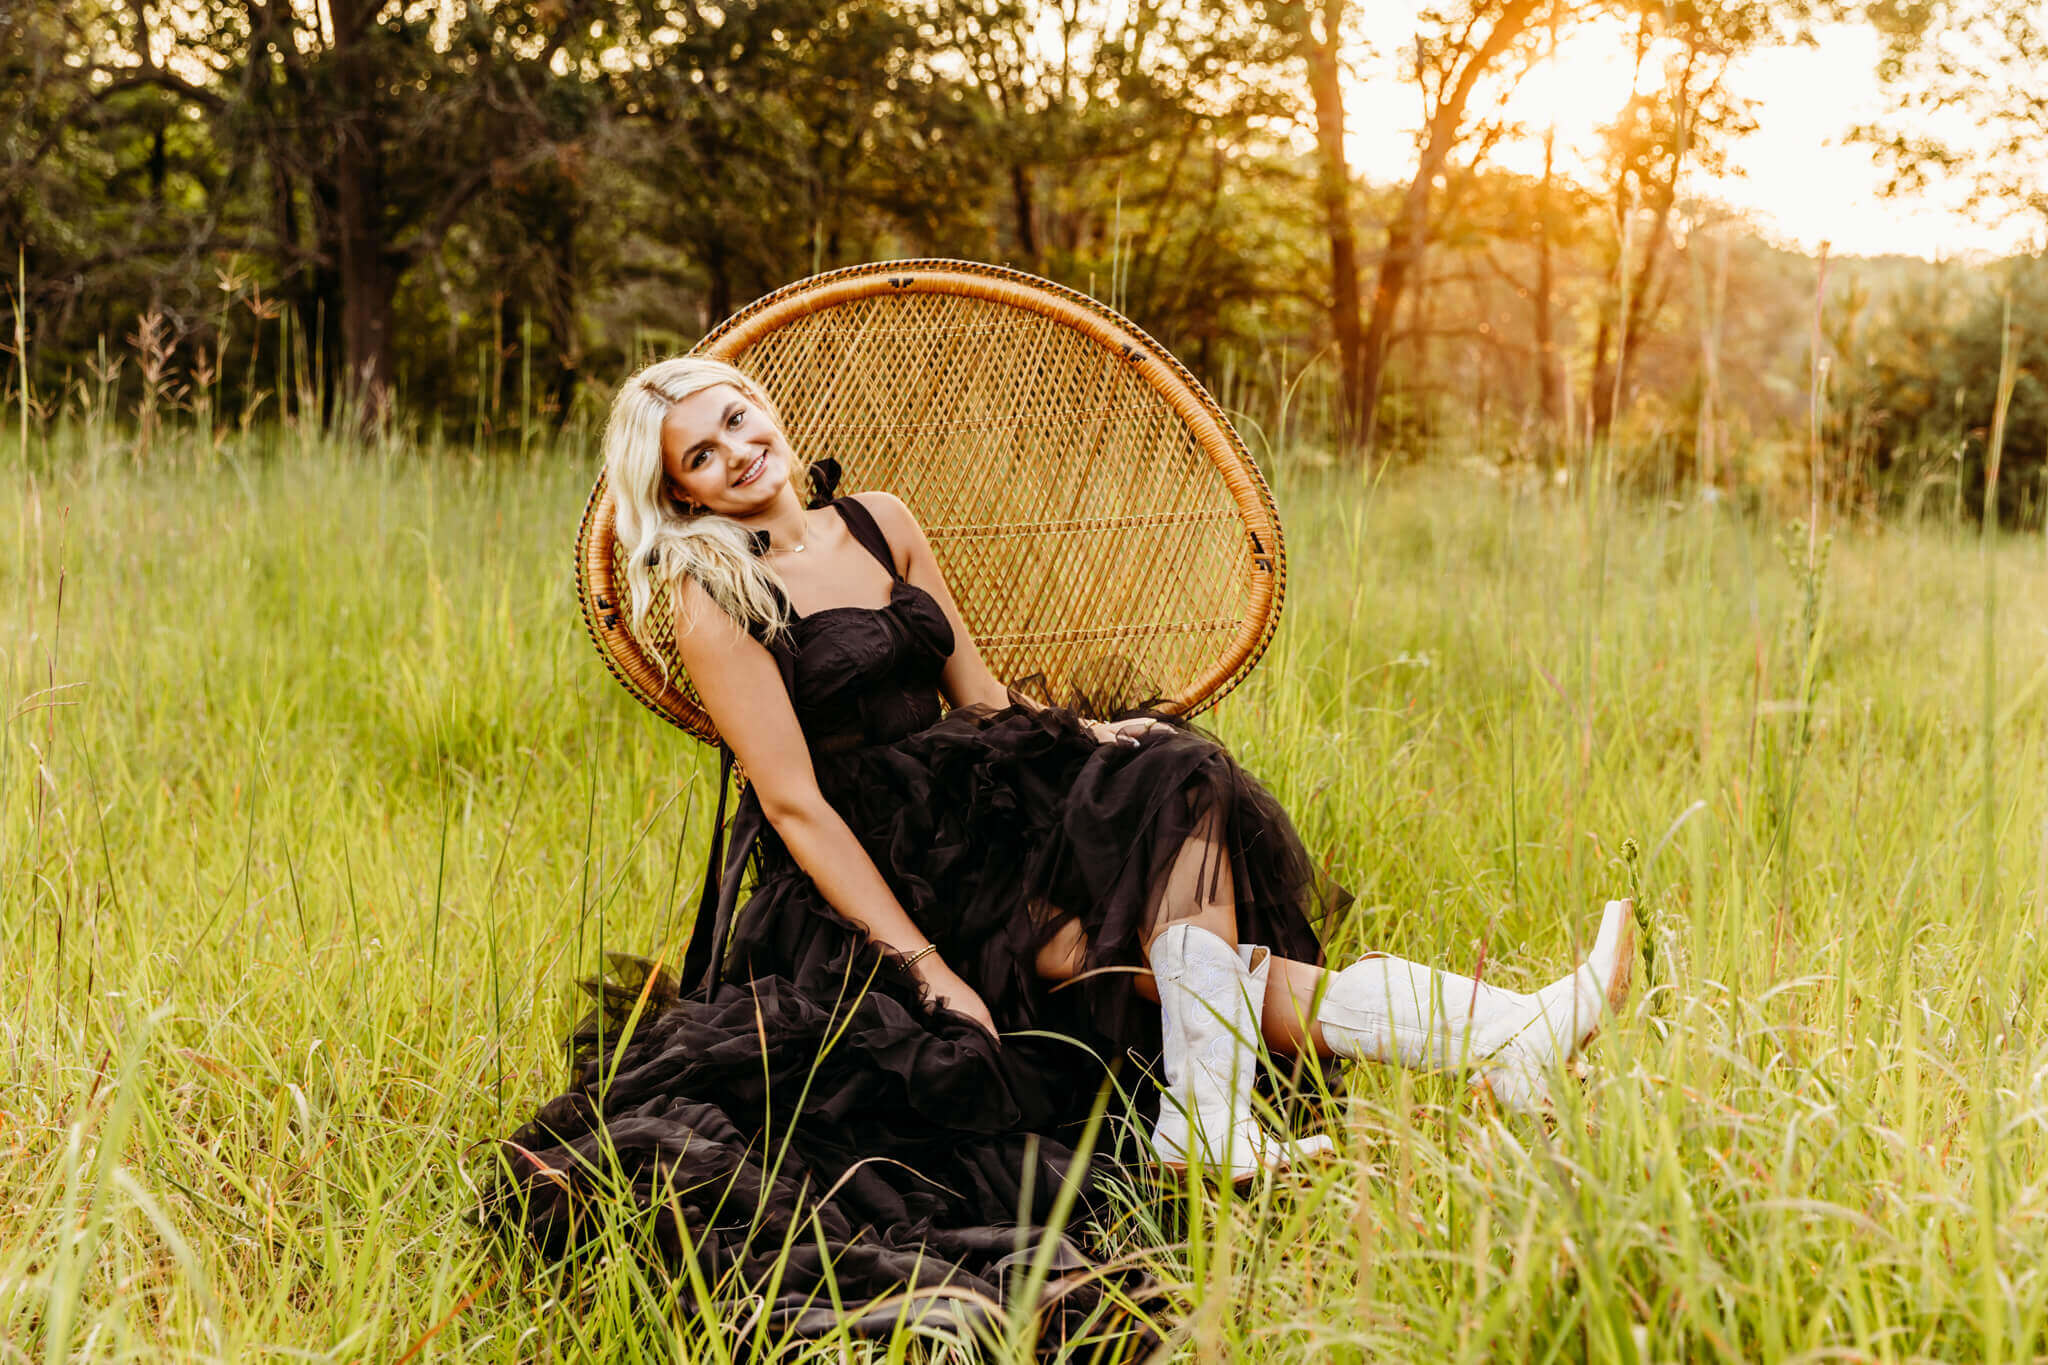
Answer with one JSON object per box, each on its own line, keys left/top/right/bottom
{"left": 1585, "top": 0, "right": 1768, "bottom": 432}
{"left": 1840, "top": 258, "right": 2048, "bottom": 525}
{"left": 1352, "top": 0, "right": 1546, "bottom": 450}
{"left": 1858, "top": 0, "right": 2048, "bottom": 236}
{"left": 4, "top": 0, "right": 607, "bottom": 421}
{"left": 245, "top": 0, "right": 606, "bottom": 418}
{"left": 926, "top": 0, "right": 1296, "bottom": 350}
{"left": 1266, "top": 0, "right": 1549, "bottom": 449}
{"left": 1291, "top": 0, "right": 1367, "bottom": 446}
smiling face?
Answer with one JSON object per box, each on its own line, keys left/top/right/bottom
{"left": 658, "top": 383, "right": 797, "bottom": 518}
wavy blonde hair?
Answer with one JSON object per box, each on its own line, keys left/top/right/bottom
{"left": 603, "top": 355, "right": 812, "bottom": 648}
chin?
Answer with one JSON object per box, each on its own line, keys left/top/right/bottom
{"left": 707, "top": 452, "right": 789, "bottom": 515}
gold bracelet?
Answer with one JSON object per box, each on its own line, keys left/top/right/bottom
{"left": 899, "top": 943, "right": 939, "bottom": 971}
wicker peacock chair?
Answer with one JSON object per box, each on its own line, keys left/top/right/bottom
{"left": 575, "top": 259, "right": 1286, "bottom": 743}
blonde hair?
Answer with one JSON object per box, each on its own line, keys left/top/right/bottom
{"left": 603, "top": 356, "right": 812, "bottom": 649}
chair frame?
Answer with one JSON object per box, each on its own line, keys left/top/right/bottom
{"left": 575, "top": 258, "right": 1287, "bottom": 743}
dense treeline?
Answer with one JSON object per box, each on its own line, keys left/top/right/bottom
{"left": 3, "top": 0, "right": 2042, "bottom": 517}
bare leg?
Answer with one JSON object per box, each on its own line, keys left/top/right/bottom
{"left": 1032, "top": 914, "right": 1090, "bottom": 982}
{"left": 1261, "top": 955, "right": 1336, "bottom": 1057}
{"left": 1032, "top": 796, "right": 1239, "bottom": 1001}
{"left": 1145, "top": 796, "right": 1239, "bottom": 953}
{"left": 1034, "top": 916, "right": 1163, "bottom": 1003}
{"left": 1035, "top": 796, "right": 1635, "bottom": 1118}
{"left": 1033, "top": 845, "right": 1520, "bottom": 1063}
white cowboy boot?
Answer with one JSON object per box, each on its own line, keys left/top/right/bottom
{"left": 1315, "top": 900, "right": 1636, "bottom": 1115}
{"left": 1148, "top": 923, "right": 1332, "bottom": 1181}
{"left": 1232, "top": 941, "right": 1337, "bottom": 1165}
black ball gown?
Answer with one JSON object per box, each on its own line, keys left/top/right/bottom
{"left": 488, "top": 463, "right": 1340, "bottom": 1345}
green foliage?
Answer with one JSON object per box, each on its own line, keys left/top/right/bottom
{"left": 1, "top": 0, "right": 2038, "bottom": 503}
{"left": 1859, "top": 0, "right": 2048, "bottom": 231}
{"left": 8, "top": 419, "right": 2048, "bottom": 1358}
{"left": 1834, "top": 255, "right": 2048, "bottom": 525}
{"left": 0, "top": 0, "right": 1317, "bottom": 427}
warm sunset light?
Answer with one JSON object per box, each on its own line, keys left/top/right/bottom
{"left": 1345, "top": 11, "right": 2034, "bottom": 259}
{"left": 1503, "top": 40, "right": 1644, "bottom": 154}
{"left": 9, "top": 1, "right": 2048, "bottom": 1359}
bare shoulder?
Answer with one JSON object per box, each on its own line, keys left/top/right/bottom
{"left": 846, "top": 490, "right": 932, "bottom": 563}
{"left": 847, "top": 488, "right": 918, "bottom": 528}
{"left": 670, "top": 572, "right": 749, "bottom": 647}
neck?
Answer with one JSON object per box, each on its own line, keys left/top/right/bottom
{"left": 732, "top": 486, "right": 811, "bottom": 551}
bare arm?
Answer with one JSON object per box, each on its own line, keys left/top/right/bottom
{"left": 671, "top": 577, "right": 998, "bottom": 1034}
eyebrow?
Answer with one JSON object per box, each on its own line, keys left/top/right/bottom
{"left": 690, "top": 401, "right": 743, "bottom": 456}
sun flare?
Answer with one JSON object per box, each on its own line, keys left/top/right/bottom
{"left": 1341, "top": 12, "right": 2030, "bottom": 259}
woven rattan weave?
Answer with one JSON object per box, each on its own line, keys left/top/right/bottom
{"left": 576, "top": 259, "right": 1287, "bottom": 745}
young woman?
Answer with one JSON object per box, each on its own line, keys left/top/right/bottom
{"left": 492, "top": 356, "right": 1634, "bottom": 1337}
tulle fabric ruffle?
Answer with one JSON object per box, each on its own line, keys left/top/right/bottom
{"left": 489, "top": 956, "right": 1158, "bottom": 1346}
{"left": 738, "top": 701, "right": 1339, "bottom": 1074}
{"left": 486, "top": 703, "right": 1338, "bottom": 1349}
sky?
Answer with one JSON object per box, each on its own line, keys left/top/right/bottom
{"left": 1341, "top": 11, "right": 2037, "bottom": 261}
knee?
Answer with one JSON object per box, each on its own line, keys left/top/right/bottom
{"left": 1032, "top": 914, "right": 1088, "bottom": 982}
{"left": 1031, "top": 905, "right": 1165, "bottom": 1002}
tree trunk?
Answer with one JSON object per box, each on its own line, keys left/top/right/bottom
{"left": 148, "top": 121, "right": 167, "bottom": 204}
{"left": 1594, "top": 150, "right": 1680, "bottom": 433}
{"left": 548, "top": 215, "right": 580, "bottom": 423}
{"left": 1587, "top": 161, "right": 1628, "bottom": 432}
{"left": 1595, "top": 43, "right": 1693, "bottom": 434}
{"left": 1011, "top": 162, "right": 1039, "bottom": 269}
{"left": 1609, "top": 59, "right": 1696, "bottom": 429}
{"left": 1602, "top": 192, "right": 1672, "bottom": 429}
{"left": 1587, "top": 312, "right": 1611, "bottom": 431}
{"left": 330, "top": 0, "right": 393, "bottom": 423}
{"left": 705, "top": 232, "right": 733, "bottom": 327}
{"left": 1303, "top": 0, "right": 1365, "bottom": 449}
{"left": 334, "top": 174, "right": 394, "bottom": 422}
{"left": 1534, "top": 122, "right": 1560, "bottom": 430}
{"left": 1356, "top": 0, "right": 1540, "bottom": 450}
{"left": 294, "top": 254, "right": 344, "bottom": 420}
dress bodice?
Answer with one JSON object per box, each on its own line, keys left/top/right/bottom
{"left": 772, "top": 497, "right": 954, "bottom": 754}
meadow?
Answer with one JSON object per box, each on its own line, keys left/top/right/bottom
{"left": 7, "top": 417, "right": 2048, "bottom": 1361}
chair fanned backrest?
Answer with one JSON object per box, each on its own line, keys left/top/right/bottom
{"left": 576, "top": 259, "right": 1286, "bottom": 744}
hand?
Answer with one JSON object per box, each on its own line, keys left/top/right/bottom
{"left": 912, "top": 956, "right": 1000, "bottom": 1042}
{"left": 1087, "top": 716, "right": 1166, "bottom": 748}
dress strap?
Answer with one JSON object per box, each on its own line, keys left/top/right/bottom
{"left": 831, "top": 495, "right": 902, "bottom": 582}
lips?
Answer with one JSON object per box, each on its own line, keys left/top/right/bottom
{"left": 733, "top": 450, "right": 768, "bottom": 488}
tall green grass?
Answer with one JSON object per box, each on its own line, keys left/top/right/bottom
{"left": 6, "top": 419, "right": 2048, "bottom": 1360}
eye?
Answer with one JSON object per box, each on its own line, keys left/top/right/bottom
{"left": 727, "top": 407, "right": 746, "bottom": 428}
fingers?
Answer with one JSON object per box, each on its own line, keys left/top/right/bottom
{"left": 1089, "top": 715, "right": 1174, "bottom": 749}
{"left": 929, "top": 981, "right": 1000, "bottom": 1044}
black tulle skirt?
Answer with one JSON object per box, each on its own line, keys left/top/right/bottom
{"left": 486, "top": 702, "right": 1337, "bottom": 1346}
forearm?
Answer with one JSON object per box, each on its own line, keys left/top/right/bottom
{"left": 941, "top": 661, "right": 1015, "bottom": 711}
{"left": 767, "top": 801, "right": 931, "bottom": 955}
